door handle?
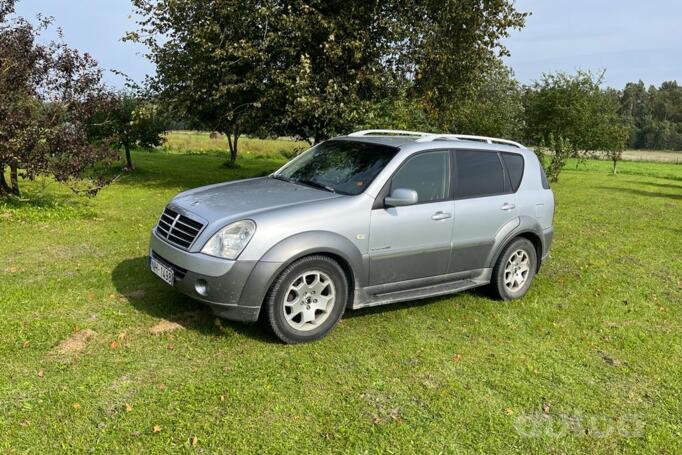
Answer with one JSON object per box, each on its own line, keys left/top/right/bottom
{"left": 500, "top": 202, "right": 516, "bottom": 211}
{"left": 431, "top": 211, "right": 452, "bottom": 221}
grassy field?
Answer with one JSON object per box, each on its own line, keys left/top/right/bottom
{"left": 1, "top": 138, "right": 681, "bottom": 453}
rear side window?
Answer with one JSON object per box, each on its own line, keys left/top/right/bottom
{"left": 501, "top": 152, "right": 524, "bottom": 192}
{"left": 539, "top": 163, "right": 550, "bottom": 189}
{"left": 455, "top": 150, "right": 505, "bottom": 198}
{"left": 391, "top": 151, "right": 450, "bottom": 203}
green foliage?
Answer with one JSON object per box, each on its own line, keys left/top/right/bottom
{"left": 524, "top": 70, "right": 629, "bottom": 179}
{"left": 89, "top": 92, "right": 167, "bottom": 170}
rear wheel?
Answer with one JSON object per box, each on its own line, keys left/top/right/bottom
{"left": 264, "top": 255, "right": 348, "bottom": 344}
{"left": 490, "top": 237, "right": 537, "bottom": 300}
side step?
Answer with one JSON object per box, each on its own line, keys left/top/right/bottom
{"left": 352, "top": 279, "right": 485, "bottom": 310}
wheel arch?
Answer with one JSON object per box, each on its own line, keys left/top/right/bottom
{"left": 239, "top": 231, "right": 365, "bottom": 315}
{"left": 488, "top": 216, "right": 545, "bottom": 272}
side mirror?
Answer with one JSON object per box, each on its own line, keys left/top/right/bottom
{"left": 384, "top": 188, "right": 418, "bottom": 207}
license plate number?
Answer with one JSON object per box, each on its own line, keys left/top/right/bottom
{"left": 150, "top": 257, "right": 174, "bottom": 286}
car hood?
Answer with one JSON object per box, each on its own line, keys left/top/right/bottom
{"left": 169, "top": 176, "right": 340, "bottom": 224}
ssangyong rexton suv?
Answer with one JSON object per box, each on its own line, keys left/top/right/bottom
{"left": 149, "top": 130, "right": 554, "bottom": 343}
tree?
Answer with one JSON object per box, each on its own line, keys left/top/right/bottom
{"left": 524, "top": 70, "right": 628, "bottom": 180}
{"left": 0, "top": 0, "right": 117, "bottom": 197}
{"left": 129, "top": 0, "right": 528, "bottom": 152}
{"left": 128, "top": 0, "right": 272, "bottom": 164}
{"left": 89, "top": 92, "right": 167, "bottom": 170}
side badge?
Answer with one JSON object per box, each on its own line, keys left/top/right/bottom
{"left": 356, "top": 234, "right": 366, "bottom": 240}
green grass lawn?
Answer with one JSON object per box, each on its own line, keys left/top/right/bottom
{"left": 1, "top": 143, "right": 681, "bottom": 453}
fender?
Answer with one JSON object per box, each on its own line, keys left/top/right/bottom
{"left": 487, "top": 215, "right": 545, "bottom": 269}
{"left": 236, "top": 231, "right": 367, "bottom": 311}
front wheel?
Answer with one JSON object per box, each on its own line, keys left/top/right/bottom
{"left": 264, "top": 255, "right": 348, "bottom": 344}
{"left": 490, "top": 237, "right": 537, "bottom": 300}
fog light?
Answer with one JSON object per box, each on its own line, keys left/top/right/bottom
{"left": 195, "top": 279, "right": 208, "bottom": 296}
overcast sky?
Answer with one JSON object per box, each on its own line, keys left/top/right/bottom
{"left": 14, "top": 0, "right": 682, "bottom": 89}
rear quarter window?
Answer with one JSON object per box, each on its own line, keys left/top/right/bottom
{"left": 501, "top": 152, "right": 524, "bottom": 192}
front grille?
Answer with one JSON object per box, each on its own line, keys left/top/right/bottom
{"left": 156, "top": 207, "right": 205, "bottom": 250}
{"left": 151, "top": 251, "right": 187, "bottom": 280}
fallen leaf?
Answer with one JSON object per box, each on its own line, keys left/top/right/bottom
{"left": 22, "top": 340, "right": 29, "bottom": 349}
{"left": 117, "top": 332, "right": 127, "bottom": 340}
{"left": 452, "top": 354, "right": 462, "bottom": 362}
{"left": 542, "top": 402, "right": 551, "bottom": 413}
{"left": 109, "top": 340, "right": 119, "bottom": 350}
{"left": 190, "top": 436, "right": 198, "bottom": 446}
{"left": 159, "top": 383, "right": 166, "bottom": 390}
{"left": 125, "top": 403, "right": 133, "bottom": 412}
{"left": 73, "top": 403, "right": 81, "bottom": 410}
{"left": 153, "top": 425, "right": 162, "bottom": 433}
{"left": 37, "top": 370, "right": 45, "bottom": 378}
{"left": 220, "top": 395, "right": 225, "bottom": 402}
{"left": 504, "top": 408, "right": 514, "bottom": 415}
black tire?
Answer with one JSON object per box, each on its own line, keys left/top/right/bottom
{"left": 264, "top": 255, "right": 348, "bottom": 344}
{"left": 489, "top": 237, "right": 537, "bottom": 301}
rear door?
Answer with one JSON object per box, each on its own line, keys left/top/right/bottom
{"left": 369, "top": 150, "right": 454, "bottom": 285}
{"left": 450, "top": 149, "right": 519, "bottom": 272}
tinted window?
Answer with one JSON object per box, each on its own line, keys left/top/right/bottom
{"left": 455, "top": 150, "right": 505, "bottom": 198}
{"left": 391, "top": 151, "right": 450, "bottom": 203}
{"left": 501, "top": 152, "right": 524, "bottom": 192}
{"left": 276, "top": 140, "right": 398, "bottom": 195}
{"left": 539, "top": 163, "right": 550, "bottom": 189}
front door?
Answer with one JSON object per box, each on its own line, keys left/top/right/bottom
{"left": 369, "top": 150, "right": 454, "bottom": 285}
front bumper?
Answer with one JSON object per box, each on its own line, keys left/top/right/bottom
{"left": 149, "top": 229, "right": 281, "bottom": 322}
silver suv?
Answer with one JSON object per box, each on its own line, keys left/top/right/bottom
{"left": 149, "top": 130, "right": 554, "bottom": 343}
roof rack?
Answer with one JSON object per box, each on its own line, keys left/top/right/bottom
{"left": 348, "top": 129, "right": 433, "bottom": 138}
{"left": 347, "top": 129, "right": 524, "bottom": 149}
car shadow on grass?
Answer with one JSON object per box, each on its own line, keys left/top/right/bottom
{"left": 597, "top": 185, "right": 682, "bottom": 200}
{"left": 111, "top": 256, "right": 275, "bottom": 342}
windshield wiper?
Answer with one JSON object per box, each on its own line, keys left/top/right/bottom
{"left": 296, "top": 179, "right": 336, "bottom": 193}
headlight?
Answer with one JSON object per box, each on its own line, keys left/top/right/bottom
{"left": 201, "top": 220, "right": 256, "bottom": 259}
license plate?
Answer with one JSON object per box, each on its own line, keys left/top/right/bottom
{"left": 150, "top": 257, "right": 174, "bottom": 286}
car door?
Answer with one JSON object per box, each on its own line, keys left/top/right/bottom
{"left": 369, "top": 150, "right": 454, "bottom": 285}
{"left": 450, "top": 149, "right": 519, "bottom": 273}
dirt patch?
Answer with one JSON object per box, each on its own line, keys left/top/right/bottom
{"left": 149, "top": 311, "right": 201, "bottom": 335}
{"left": 150, "top": 320, "right": 184, "bottom": 334}
{"left": 53, "top": 329, "right": 97, "bottom": 356}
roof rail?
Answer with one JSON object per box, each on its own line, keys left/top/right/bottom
{"left": 348, "top": 129, "right": 433, "bottom": 137}
{"left": 416, "top": 134, "right": 524, "bottom": 149}
{"left": 348, "top": 129, "right": 525, "bottom": 148}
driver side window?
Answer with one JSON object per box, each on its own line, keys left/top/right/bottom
{"left": 390, "top": 151, "right": 450, "bottom": 203}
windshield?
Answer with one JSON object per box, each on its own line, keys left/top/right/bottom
{"left": 274, "top": 140, "right": 399, "bottom": 195}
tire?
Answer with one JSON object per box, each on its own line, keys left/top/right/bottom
{"left": 489, "top": 237, "right": 537, "bottom": 301}
{"left": 264, "top": 255, "right": 348, "bottom": 344}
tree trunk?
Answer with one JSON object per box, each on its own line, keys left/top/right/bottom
{"left": 124, "top": 143, "right": 135, "bottom": 171}
{"left": 224, "top": 124, "right": 239, "bottom": 164}
{"left": 0, "top": 163, "right": 10, "bottom": 196}
{"left": 612, "top": 157, "right": 618, "bottom": 175}
{"left": 9, "top": 163, "right": 20, "bottom": 196}
{"left": 231, "top": 124, "right": 239, "bottom": 163}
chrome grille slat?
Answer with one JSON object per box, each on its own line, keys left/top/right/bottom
{"left": 155, "top": 207, "right": 206, "bottom": 250}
